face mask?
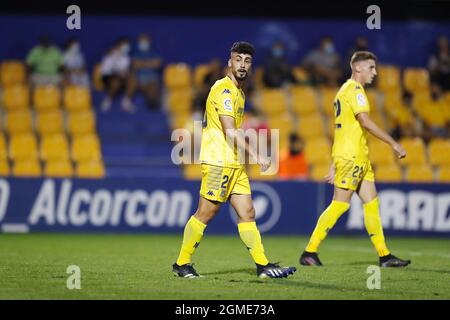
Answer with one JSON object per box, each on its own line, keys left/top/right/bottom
{"left": 324, "top": 43, "right": 335, "bottom": 54}
{"left": 273, "top": 47, "right": 284, "bottom": 57}
{"left": 70, "top": 43, "right": 80, "bottom": 53}
{"left": 121, "top": 44, "right": 130, "bottom": 54}
{"left": 138, "top": 41, "right": 150, "bottom": 51}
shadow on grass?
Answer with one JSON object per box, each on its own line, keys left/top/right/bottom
{"left": 202, "top": 268, "right": 254, "bottom": 277}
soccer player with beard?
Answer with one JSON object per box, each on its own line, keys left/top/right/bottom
{"left": 172, "top": 41, "right": 296, "bottom": 279}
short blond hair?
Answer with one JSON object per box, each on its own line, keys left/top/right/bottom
{"left": 350, "top": 51, "right": 377, "bottom": 68}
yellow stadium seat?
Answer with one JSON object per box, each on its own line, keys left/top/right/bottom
{"left": 67, "top": 110, "right": 96, "bottom": 135}
{"left": 36, "top": 110, "right": 64, "bottom": 135}
{"left": 253, "top": 66, "right": 264, "bottom": 89}
{"left": 428, "top": 139, "right": 450, "bottom": 166}
{"left": 377, "top": 65, "right": 401, "bottom": 92}
{"left": 292, "top": 67, "right": 310, "bottom": 82}
{"left": 326, "top": 116, "right": 335, "bottom": 139}
{"left": 71, "top": 134, "right": 102, "bottom": 162}
{"left": 2, "top": 84, "right": 30, "bottom": 110}
{"left": 167, "top": 89, "right": 193, "bottom": 113}
{"left": 183, "top": 164, "right": 202, "bottom": 180}
{"left": 40, "top": 133, "right": 70, "bottom": 161}
{"left": 92, "top": 63, "right": 104, "bottom": 91}
{"left": 420, "top": 99, "right": 448, "bottom": 127}
{"left": 44, "top": 159, "right": 74, "bottom": 177}
{"left": 171, "top": 112, "right": 192, "bottom": 130}
{"left": 0, "top": 133, "right": 7, "bottom": 160}
{"left": 0, "top": 160, "right": 9, "bottom": 176}
{"left": 12, "top": 159, "right": 41, "bottom": 177}
{"left": 268, "top": 114, "right": 294, "bottom": 136}
{"left": 368, "top": 139, "right": 396, "bottom": 166}
{"left": 437, "top": 166, "right": 450, "bottom": 183}
{"left": 318, "top": 86, "right": 339, "bottom": 117}
{"left": 33, "top": 85, "right": 61, "bottom": 111}
{"left": 248, "top": 164, "right": 277, "bottom": 181}
{"left": 259, "top": 89, "right": 288, "bottom": 115}
{"left": 5, "top": 110, "right": 33, "bottom": 134}
{"left": 75, "top": 160, "right": 105, "bottom": 178}
{"left": 375, "top": 164, "right": 403, "bottom": 182}
{"left": 405, "top": 164, "right": 434, "bottom": 183}
{"left": 297, "top": 113, "right": 325, "bottom": 140}
{"left": 304, "top": 138, "right": 332, "bottom": 166}
{"left": 404, "top": 68, "right": 430, "bottom": 93}
{"left": 193, "top": 64, "right": 210, "bottom": 88}
{"left": 291, "top": 86, "right": 318, "bottom": 115}
{"left": 310, "top": 164, "right": 331, "bottom": 182}
{"left": 9, "top": 133, "right": 39, "bottom": 160}
{"left": 163, "top": 63, "right": 192, "bottom": 89}
{"left": 365, "top": 89, "right": 379, "bottom": 110}
{"left": 399, "top": 137, "right": 427, "bottom": 166}
{"left": 64, "top": 85, "right": 92, "bottom": 111}
{"left": 1, "top": 61, "right": 26, "bottom": 86}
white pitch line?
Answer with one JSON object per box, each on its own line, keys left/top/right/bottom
{"left": 1, "top": 224, "right": 29, "bottom": 233}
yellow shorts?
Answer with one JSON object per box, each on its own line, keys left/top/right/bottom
{"left": 334, "top": 157, "right": 375, "bottom": 191}
{"left": 200, "top": 164, "right": 251, "bottom": 203}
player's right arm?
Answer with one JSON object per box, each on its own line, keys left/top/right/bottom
{"left": 356, "top": 112, "right": 406, "bottom": 159}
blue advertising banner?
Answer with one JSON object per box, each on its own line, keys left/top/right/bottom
{"left": 0, "top": 178, "right": 449, "bottom": 236}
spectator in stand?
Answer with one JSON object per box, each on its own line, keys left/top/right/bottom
{"left": 26, "top": 35, "right": 63, "bottom": 87}
{"left": 132, "top": 33, "right": 163, "bottom": 110}
{"left": 62, "top": 38, "right": 90, "bottom": 87}
{"left": 302, "top": 36, "right": 342, "bottom": 86}
{"left": 193, "top": 58, "right": 223, "bottom": 112}
{"left": 262, "top": 40, "right": 297, "bottom": 88}
{"left": 278, "top": 133, "right": 308, "bottom": 180}
{"left": 100, "top": 37, "right": 136, "bottom": 113}
{"left": 428, "top": 35, "right": 450, "bottom": 98}
{"left": 344, "top": 36, "right": 369, "bottom": 79}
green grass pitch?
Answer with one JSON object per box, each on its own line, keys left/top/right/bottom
{"left": 0, "top": 233, "right": 449, "bottom": 299}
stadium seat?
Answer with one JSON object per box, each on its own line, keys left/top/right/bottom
{"left": 375, "top": 164, "right": 403, "bottom": 182}
{"left": 167, "top": 89, "right": 193, "bottom": 113}
{"left": 253, "top": 66, "right": 264, "bottom": 89}
{"left": 0, "top": 160, "right": 9, "bottom": 176}
{"left": 12, "top": 159, "right": 41, "bottom": 177}
{"left": 0, "top": 133, "right": 7, "bottom": 160}
{"left": 259, "top": 89, "right": 288, "bottom": 115}
{"left": 33, "top": 85, "right": 61, "bottom": 111}
{"left": 67, "top": 110, "right": 96, "bottom": 135}
{"left": 248, "top": 164, "right": 277, "bottom": 180}
{"left": 365, "top": 89, "right": 379, "bottom": 110}
{"left": 310, "top": 164, "right": 331, "bottom": 182}
{"left": 64, "top": 85, "right": 92, "bottom": 111}
{"left": 193, "top": 64, "right": 210, "bottom": 89}
{"left": 0, "top": 61, "right": 26, "bottom": 86}
{"left": 290, "top": 86, "right": 318, "bottom": 116}
{"left": 368, "top": 139, "right": 396, "bottom": 166}
{"left": 2, "top": 84, "right": 30, "bottom": 110}
{"left": 437, "top": 166, "right": 450, "bottom": 183}
{"left": 44, "top": 159, "right": 74, "bottom": 177}
{"left": 376, "top": 65, "right": 401, "bottom": 92}
{"left": 163, "top": 63, "right": 192, "bottom": 89}
{"left": 9, "top": 133, "right": 39, "bottom": 161}
{"left": 304, "top": 138, "right": 332, "bottom": 166}
{"left": 404, "top": 68, "right": 430, "bottom": 93}
{"left": 318, "top": 87, "right": 339, "bottom": 117}
{"left": 92, "top": 63, "right": 104, "bottom": 91}
{"left": 36, "top": 110, "right": 64, "bottom": 135}
{"left": 292, "top": 67, "right": 310, "bottom": 82}
{"left": 268, "top": 114, "right": 294, "bottom": 138}
{"left": 405, "top": 164, "right": 434, "bottom": 183}
{"left": 428, "top": 138, "right": 450, "bottom": 166}
{"left": 297, "top": 113, "right": 325, "bottom": 140}
{"left": 75, "top": 160, "right": 105, "bottom": 178}
{"left": 326, "top": 116, "right": 335, "bottom": 139}
{"left": 183, "top": 164, "right": 202, "bottom": 180}
{"left": 399, "top": 137, "right": 427, "bottom": 166}
{"left": 40, "top": 133, "right": 70, "bottom": 161}
{"left": 71, "top": 134, "right": 102, "bottom": 162}
{"left": 171, "top": 112, "right": 192, "bottom": 130}
{"left": 5, "top": 110, "right": 33, "bottom": 134}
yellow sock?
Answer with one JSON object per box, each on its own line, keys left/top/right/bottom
{"left": 176, "top": 215, "right": 206, "bottom": 265}
{"left": 364, "top": 197, "right": 390, "bottom": 257}
{"left": 305, "top": 200, "right": 350, "bottom": 252}
{"left": 238, "top": 222, "right": 269, "bottom": 266}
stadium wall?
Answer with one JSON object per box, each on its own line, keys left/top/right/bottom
{"left": 1, "top": 178, "right": 449, "bottom": 236}
{"left": 1, "top": 15, "right": 450, "bottom": 68}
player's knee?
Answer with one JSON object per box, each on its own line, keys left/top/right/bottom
{"left": 240, "top": 205, "right": 256, "bottom": 222}
{"left": 194, "top": 207, "right": 218, "bottom": 224}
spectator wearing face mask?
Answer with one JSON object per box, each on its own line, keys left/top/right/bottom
{"left": 131, "top": 33, "right": 163, "bottom": 110}
{"left": 26, "top": 35, "right": 64, "bottom": 87}
{"left": 99, "top": 37, "right": 136, "bottom": 112}
{"left": 278, "top": 133, "right": 308, "bottom": 180}
{"left": 302, "top": 36, "right": 343, "bottom": 87}
{"left": 62, "top": 38, "right": 90, "bottom": 87}
{"left": 262, "top": 40, "right": 297, "bottom": 88}
{"left": 428, "top": 35, "right": 450, "bottom": 97}
{"left": 344, "top": 36, "right": 369, "bottom": 80}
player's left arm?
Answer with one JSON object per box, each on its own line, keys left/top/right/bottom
{"left": 356, "top": 112, "right": 406, "bottom": 159}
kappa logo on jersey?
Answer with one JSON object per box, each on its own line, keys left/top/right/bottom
{"left": 223, "top": 98, "right": 233, "bottom": 111}
{"left": 356, "top": 93, "right": 367, "bottom": 106}
{"left": 222, "top": 89, "right": 231, "bottom": 95}
{"left": 207, "top": 190, "right": 215, "bottom": 196}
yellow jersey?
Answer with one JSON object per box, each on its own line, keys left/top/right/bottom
{"left": 332, "top": 79, "right": 370, "bottom": 160}
{"left": 199, "top": 76, "right": 246, "bottom": 168}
